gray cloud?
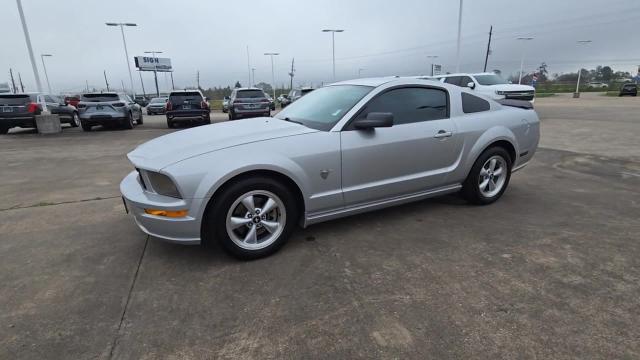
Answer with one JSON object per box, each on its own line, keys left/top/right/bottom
{"left": 1, "top": 0, "right": 638, "bottom": 93}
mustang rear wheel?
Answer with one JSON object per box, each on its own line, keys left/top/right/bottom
{"left": 203, "top": 176, "right": 297, "bottom": 260}
{"left": 462, "top": 147, "right": 512, "bottom": 205}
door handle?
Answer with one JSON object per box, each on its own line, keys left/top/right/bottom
{"left": 434, "top": 130, "right": 453, "bottom": 139}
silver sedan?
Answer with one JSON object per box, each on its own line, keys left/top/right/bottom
{"left": 120, "top": 77, "right": 540, "bottom": 259}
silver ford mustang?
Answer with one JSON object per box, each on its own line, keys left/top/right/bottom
{"left": 120, "top": 77, "right": 539, "bottom": 259}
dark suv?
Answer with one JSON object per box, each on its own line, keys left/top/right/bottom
{"left": 0, "top": 93, "right": 42, "bottom": 134}
{"left": 228, "top": 88, "right": 271, "bottom": 120}
{"left": 165, "top": 90, "right": 210, "bottom": 128}
{"left": 619, "top": 83, "right": 638, "bottom": 97}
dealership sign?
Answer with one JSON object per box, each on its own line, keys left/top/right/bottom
{"left": 134, "top": 56, "right": 173, "bottom": 72}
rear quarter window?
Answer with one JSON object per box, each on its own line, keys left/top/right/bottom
{"left": 461, "top": 93, "right": 490, "bottom": 113}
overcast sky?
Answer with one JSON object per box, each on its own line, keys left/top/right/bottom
{"left": 1, "top": 0, "right": 639, "bottom": 93}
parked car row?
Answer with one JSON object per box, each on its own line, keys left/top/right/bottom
{"left": 279, "top": 87, "right": 315, "bottom": 108}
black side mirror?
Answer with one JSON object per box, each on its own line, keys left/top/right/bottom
{"left": 353, "top": 112, "right": 394, "bottom": 130}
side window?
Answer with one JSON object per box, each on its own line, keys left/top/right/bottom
{"left": 459, "top": 76, "right": 474, "bottom": 88}
{"left": 444, "top": 76, "right": 461, "bottom": 86}
{"left": 358, "top": 87, "right": 448, "bottom": 126}
{"left": 461, "top": 93, "right": 490, "bottom": 113}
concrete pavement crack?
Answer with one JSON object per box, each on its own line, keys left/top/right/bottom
{"left": 0, "top": 195, "right": 121, "bottom": 212}
{"left": 108, "top": 235, "right": 149, "bottom": 359}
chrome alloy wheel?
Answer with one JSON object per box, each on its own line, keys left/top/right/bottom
{"left": 72, "top": 113, "right": 80, "bottom": 127}
{"left": 225, "top": 190, "right": 286, "bottom": 250}
{"left": 478, "top": 155, "right": 507, "bottom": 198}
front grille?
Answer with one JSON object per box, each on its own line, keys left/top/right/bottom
{"left": 504, "top": 91, "right": 535, "bottom": 101}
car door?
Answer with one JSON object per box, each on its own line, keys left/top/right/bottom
{"left": 340, "top": 86, "right": 463, "bottom": 206}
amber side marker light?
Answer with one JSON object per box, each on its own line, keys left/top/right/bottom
{"left": 144, "top": 209, "right": 188, "bottom": 218}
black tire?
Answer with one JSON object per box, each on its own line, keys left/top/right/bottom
{"left": 147, "top": 110, "right": 153, "bottom": 115}
{"left": 203, "top": 114, "right": 211, "bottom": 124}
{"left": 80, "top": 121, "right": 92, "bottom": 132}
{"left": 461, "top": 146, "right": 512, "bottom": 205}
{"left": 137, "top": 113, "right": 144, "bottom": 125}
{"left": 166, "top": 118, "right": 174, "bottom": 128}
{"left": 228, "top": 111, "right": 236, "bottom": 120}
{"left": 202, "top": 176, "right": 298, "bottom": 260}
{"left": 123, "top": 112, "right": 134, "bottom": 129}
{"left": 0, "top": 126, "right": 9, "bottom": 135}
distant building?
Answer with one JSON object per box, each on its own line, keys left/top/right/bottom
{"left": 0, "top": 83, "right": 10, "bottom": 93}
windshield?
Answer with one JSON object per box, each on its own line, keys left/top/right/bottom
{"left": 275, "top": 85, "right": 373, "bottom": 131}
{"left": 474, "top": 74, "right": 509, "bottom": 85}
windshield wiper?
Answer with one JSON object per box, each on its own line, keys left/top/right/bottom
{"left": 281, "top": 117, "right": 304, "bottom": 125}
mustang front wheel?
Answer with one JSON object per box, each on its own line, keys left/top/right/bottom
{"left": 204, "top": 176, "right": 297, "bottom": 259}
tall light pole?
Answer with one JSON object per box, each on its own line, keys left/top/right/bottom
{"left": 322, "top": 29, "right": 344, "bottom": 81}
{"left": 106, "top": 22, "right": 137, "bottom": 96}
{"left": 16, "top": 0, "right": 42, "bottom": 92}
{"left": 517, "top": 37, "right": 534, "bottom": 84}
{"left": 144, "top": 50, "right": 162, "bottom": 97}
{"left": 427, "top": 55, "right": 439, "bottom": 76}
{"left": 455, "top": 0, "right": 463, "bottom": 72}
{"left": 264, "top": 52, "right": 279, "bottom": 100}
{"left": 251, "top": 68, "right": 256, "bottom": 87}
{"left": 40, "top": 54, "right": 53, "bottom": 94}
{"left": 574, "top": 40, "right": 592, "bottom": 98}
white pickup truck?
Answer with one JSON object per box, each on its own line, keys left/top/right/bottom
{"left": 422, "top": 72, "right": 536, "bottom": 102}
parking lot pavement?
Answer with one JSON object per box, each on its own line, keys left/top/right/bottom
{"left": 1, "top": 101, "right": 639, "bottom": 359}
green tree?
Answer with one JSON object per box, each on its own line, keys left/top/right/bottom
{"left": 234, "top": 81, "right": 242, "bottom": 88}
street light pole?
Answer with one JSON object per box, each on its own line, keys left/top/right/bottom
{"left": 251, "top": 68, "right": 256, "bottom": 87}
{"left": 574, "top": 40, "right": 592, "bottom": 97}
{"left": 264, "top": 53, "right": 279, "bottom": 100}
{"left": 455, "top": 0, "right": 463, "bottom": 72}
{"left": 144, "top": 50, "right": 162, "bottom": 97}
{"left": 517, "top": 37, "right": 534, "bottom": 84}
{"left": 106, "top": 22, "right": 137, "bottom": 96}
{"left": 16, "top": 0, "right": 43, "bottom": 93}
{"left": 40, "top": 54, "right": 53, "bottom": 94}
{"left": 322, "top": 29, "right": 344, "bottom": 81}
{"left": 427, "top": 55, "right": 439, "bottom": 76}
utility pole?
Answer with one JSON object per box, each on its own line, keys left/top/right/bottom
{"left": 246, "top": 46, "right": 251, "bottom": 88}
{"left": 483, "top": 25, "right": 493, "bottom": 72}
{"left": 251, "top": 68, "right": 256, "bottom": 87}
{"left": 288, "top": 58, "right": 295, "bottom": 91}
{"left": 138, "top": 71, "right": 146, "bottom": 98}
{"left": 9, "top": 69, "right": 17, "bottom": 93}
{"left": 170, "top": 72, "right": 174, "bottom": 90}
{"left": 16, "top": 0, "right": 43, "bottom": 93}
{"left": 197, "top": 70, "right": 200, "bottom": 90}
{"left": 103, "top": 70, "right": 110, "bottom": 91}
{"left": 18, "top": 72, "right": 25, "bottom": 92}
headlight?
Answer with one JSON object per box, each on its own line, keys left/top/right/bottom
{"left": 495, "top": 90, "right": 506, "bottom": 95}
{"left": 139, "top": 169, "right": 181, "bottom": 198}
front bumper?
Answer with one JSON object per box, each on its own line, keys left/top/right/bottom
{"left": 120, "top": 171, "right": 202, "bottom": 244}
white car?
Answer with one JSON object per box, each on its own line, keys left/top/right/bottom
{"left": 420, "top": 73, "right": 535, "bottom": 103}
{"left": 587, "top": 82, "right": 608, "bottom": 89}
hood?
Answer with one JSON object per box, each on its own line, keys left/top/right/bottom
{"left": 483, "top": 84, "right": 535, "bottom": 92}
{"left": 128, "top": 117, "right": 317, "bottom": 169}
